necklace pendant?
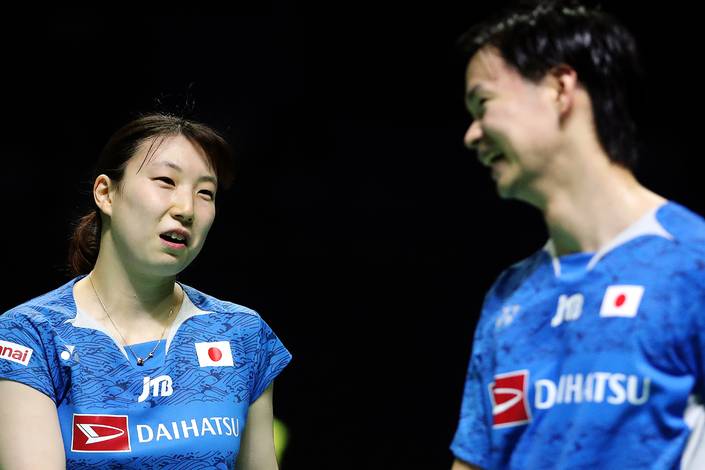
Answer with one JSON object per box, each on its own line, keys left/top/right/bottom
{"left": 137, "top": 357, "right": 144, "bottom": 366}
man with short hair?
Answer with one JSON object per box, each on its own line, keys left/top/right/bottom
{"left": 451, "top": 2, "right": 705, "bottom": 469}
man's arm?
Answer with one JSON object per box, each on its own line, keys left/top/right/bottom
{"left": 235, "top": 384, "right": 278, "bottom": 470}
{"left": 0, "top": 380, "right": 65, "bottom": 470}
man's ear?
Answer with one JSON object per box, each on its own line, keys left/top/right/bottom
{"left": 93, "top": 174, "right": 114, "bottom": 217}
{"left": 548, "top": 64, "right": 579, "bottom": 117}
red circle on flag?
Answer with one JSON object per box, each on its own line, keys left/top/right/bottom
{"left": 615, "top": 294, "right": 626, "bottom": 307}
{"left": 208, "top": 347, "right": 223, "bottom": 362}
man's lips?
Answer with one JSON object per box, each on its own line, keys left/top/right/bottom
{"left": 479, "top": 150, "right": 505, "bottom": 167}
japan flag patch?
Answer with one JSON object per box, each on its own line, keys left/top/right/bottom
{"left": 600, "top": 285, "right": 644, "bottom": 318}
{"left": 195, "top": 341, "right": 234, "bottom": 367}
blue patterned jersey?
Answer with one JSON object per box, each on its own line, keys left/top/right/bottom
{"left": 0, "top": 275, "right": 291, "bottom": 469}
{"left": 451, "top": 202, "right": 705, "bottom": 469}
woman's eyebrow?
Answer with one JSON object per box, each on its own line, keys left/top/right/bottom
{"left": 151, "top": 160, "right": 217, "bottom": 184}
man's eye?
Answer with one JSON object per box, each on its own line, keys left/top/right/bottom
{"left": 467, "top": 98, "right": 487, "bottom": 120}
{"left": 199, "top": 190, "right": 215, "bottom": 200}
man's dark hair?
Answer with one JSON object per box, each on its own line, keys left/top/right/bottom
{"left": 459, "top": 1, "right": 643, "bottom": 169}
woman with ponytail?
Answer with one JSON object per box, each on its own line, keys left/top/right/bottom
{"left": 0, "top": 114, "right": 291, "bottom": 470}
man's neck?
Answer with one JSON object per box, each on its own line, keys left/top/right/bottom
{"left": 539, "top": 165, "right": 665, "bottom": 256}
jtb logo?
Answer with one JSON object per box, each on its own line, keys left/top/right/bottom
{"left": 137, "top": 375, "right": 173, "bottom": 403}
{"left": 488, "top": 370, "right": 531, "bottom": 428}
{"left": 551, "top": 293, "right": 584, "bottom": 327}
{"left": 71, "top": 414, "right": 131, "bottom": 452}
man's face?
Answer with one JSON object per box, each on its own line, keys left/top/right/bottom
{"left": 464, "top": 47, "right": 561, "bottom": 199}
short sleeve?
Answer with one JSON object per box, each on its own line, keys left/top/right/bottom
{"left": 682, "top": 277, "right": 705, "bottom": 396}
{"left": 450, "top": 306, "right": 494, "bottom": 469}
{"left": 249, "top": 317, "right": 291, "bottom": 404}
{"left": 0, "top": 310, "right": 57, "bottom": 402}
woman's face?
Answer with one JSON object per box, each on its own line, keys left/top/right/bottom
{"left": 105, "top": 134, "right": 218, "bottom": 277}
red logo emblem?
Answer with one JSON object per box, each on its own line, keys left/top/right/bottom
{"left": 488, "top": 370, "right": 531, "bottom": 428}
{"left": 71, "top": 414, "right": 131, "bottom": 452}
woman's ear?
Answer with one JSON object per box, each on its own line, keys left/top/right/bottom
{"left": 93, "top": 174, "right": 114, "bottom": 217}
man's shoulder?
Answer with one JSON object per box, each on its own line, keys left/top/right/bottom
{"left": 584, "top": 201, "right": 705, "bottom": 276}
{"left": 649, "top": 202, "right": 705, "bottom": 270}
{"left": 595, "top": 202, "right": 705, "bottom": 301}
{"left": 657, "top": 201, "right": 705, "bottom": 246}
{"left": 489, "top": 248, "right": 549, "bottom": 297}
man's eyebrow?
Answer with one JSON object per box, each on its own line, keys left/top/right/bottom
{"left": 151, "top": 161, "right": 218, "bottom": 184}
{"left": 465, "top": 85, "right": 484, "bottom": 109}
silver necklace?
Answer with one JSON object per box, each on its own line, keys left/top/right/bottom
{"left": 88, "top": 274, "right": 178, "bottom": 366}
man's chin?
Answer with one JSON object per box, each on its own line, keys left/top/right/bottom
{"left": 496, "top": 179, "right": 541, "bottom": 207}
{"left": 495, "top": 179, "right": 516, "bottom": 199}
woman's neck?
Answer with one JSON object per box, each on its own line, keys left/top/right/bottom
{"left": 85, "top": 248, "right": 180, "bottom": 326}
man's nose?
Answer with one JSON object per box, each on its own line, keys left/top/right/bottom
{"left": 464, "top": 120, "right": 483, "bottom": 150}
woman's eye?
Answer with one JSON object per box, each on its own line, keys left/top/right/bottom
{"left": 199, "top": 190, "right": 215, "bottom": 200}
{"left": 156, "top": 177, "right": 175, "bottom": 186}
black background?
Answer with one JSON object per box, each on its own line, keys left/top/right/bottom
{"left": 2, "top": 8, "right": 703, "bottom": 469}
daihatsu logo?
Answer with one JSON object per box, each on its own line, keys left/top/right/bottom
{"left": 71, "top": 414, "right": 131, "bottom": 452}
{"left": 76, "top": 423, "right": 125, "bottom": 444}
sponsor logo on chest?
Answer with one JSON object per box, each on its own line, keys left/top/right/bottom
{"left": 488, "top": 370, "right": 532, "bottom": 428}
{"left": 136, "top": 416, "right": 240, "bottom": 443}
{"left": 488, "top": 369, "right": 651, "bottom": 428}
{"left": 70, "top": 413, "right": 241, "bottom": 452}
{"left": 550, "top": 293, "right": 584, "bottom": 327}
{"left": 72, "top": 414, "right": 131, "bottom": 452}
{"left": 138, "top": 375, "right": 173, "bottom": 403}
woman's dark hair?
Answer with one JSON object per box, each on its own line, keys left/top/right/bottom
{"left": 68, "top": 113, "right": 235, "bottom": 276}
{"left": 459, "top": 0, "right": 643, "bottom": 169}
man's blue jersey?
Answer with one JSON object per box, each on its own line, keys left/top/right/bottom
{"left": 0, "top": 276, "right": 291, "bottom": 469}
{"left": 451, "top": 202, "right": 705, "bottom": 469}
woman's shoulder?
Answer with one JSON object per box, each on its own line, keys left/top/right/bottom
{"left": 1, "top": 277, "right": 81, "bottom": 327}
{"left": 180, "top": 283, "right": 264, "bottom": 323}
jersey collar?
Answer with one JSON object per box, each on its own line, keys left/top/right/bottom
{"left": 66, "top": 282, "right": 210, "bottom": 359}
{"left": 543, "top": 202, "right": 673, "bottom": 277}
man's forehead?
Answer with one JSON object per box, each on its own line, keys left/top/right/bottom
{"left": 465, "top": 47, "right": 507, "bottom": 89}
